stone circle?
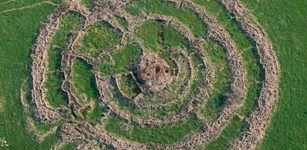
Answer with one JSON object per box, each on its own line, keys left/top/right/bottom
{"left": 25, "top": 0, "right": 280, "bottom": 149}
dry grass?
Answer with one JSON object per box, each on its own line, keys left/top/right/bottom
{"left": 0, "top": 96, "right": 4, "bottom": 113}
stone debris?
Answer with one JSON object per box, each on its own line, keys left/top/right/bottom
{"left": 77, "top": 123, "right": 147, "bottom": 150}
{"left": 75, "top": 140, "right": 101, "bottom": 150}
{"left": 0, "top": 137, "right": 8, "bottom": 147}
{"left": 60, "top": 123, "right": 84, "bottom": 142}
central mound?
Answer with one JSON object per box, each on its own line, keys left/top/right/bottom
{"left": 135, "top": 51, "right": 173, "bottom": 92}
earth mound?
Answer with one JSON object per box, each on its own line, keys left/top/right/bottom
{"left": 135, "top": 51, "right": 173, "bottom": 92}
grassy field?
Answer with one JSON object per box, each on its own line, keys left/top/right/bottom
{"left": 0, "top": 0, "right": 61, "bottom": 149}
{"left": 0, "top": 0, "right": 306, "bottom": 149}
{"left": 74, "top": 21, "right": 122, "bottom": 57}
{"left": 240, "top": 0, "right": 307, "bottom": 149}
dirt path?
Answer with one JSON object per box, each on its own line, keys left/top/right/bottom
{"left": 0, "top": 1, "right": 58, "bottom": 14}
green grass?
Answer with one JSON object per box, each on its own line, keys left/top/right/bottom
{"left": 193, "top": 0, "right": 251, "bottom": 47}
{"left": 74, "top": 21, "right": 122, "bottom": 57}
{"left": 203, "top": 117, "right": 246, "bottom": 150}
{"left": 119, "top": 74, "right": 141, "bottom": 98}
{"left": 115, "top": 15, "right": 128, "bottom": 29}
{"left": 135, "top": 21, "right": 189, "bottom": 51}
{"left": 84, "top": 104, "right": 104, "bottom": 124}
{"left": 80, "top": 0, "right": 93, "bottom": 11}
{"left": 191, "top": 1, "right": 264, "bottom": 149}
{"left": 0, "top": 2, "right": 61, "bottom": 150}
{"left": 126, "top": 0, "right": 207, "bottom": 37}
{"left": 71, "top": 59, "right": 103, "bottom": 123}
{"left": 99, "top": 43, "right": 140, "bottom": 76}
{"left": 135, "top": 21, "right": 160, "bottom": 50}
{"left": 124, "top": 5, "right": 140, "bottom": 16}
{"left": 0, "top": 0, "right": 306, "bottom": 149}
{"left": 105, "top": 115, "right": 201, "bottom": 144}
{"left": 45, "top": 12, "right": 82, "bottom": 107}
{"left": 202, "top": 39, "right": 230, "bottom": 121}
{"left": 199, "top": 0, "right": 307, "bottom": 149}
{"left": 71, "top": 59, "right": 98, "bottom": 103}
{"left": 0, "top": 0, "right": 61, "bottom": 11}
{"left": 60, "top": 141, "right": 79, "bottom": 150}
{"left": 240, "top": 0, "right": 307, "bottom": 149}
{"left": 194, "top": 0, "right": 263, "bottom": 117}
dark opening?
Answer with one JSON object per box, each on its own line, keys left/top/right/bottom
{"left": 155, "top": 66, "right": 161, "bottom": 73}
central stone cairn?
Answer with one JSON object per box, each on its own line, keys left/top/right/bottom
{"left": 135, "top": 51, "right": 173, "bottom": 92}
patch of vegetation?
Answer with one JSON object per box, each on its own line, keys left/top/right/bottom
{"left": 124, "top": 4, "right": 140, "bottom": 16}
{"left": 135, "top": 21, "right": 160, "bottom": 50}
{"left": 0, "top": 3, "right": 61, "bottom": 149}
{"left": 105, "top": 114, "right": 201, "bottom": 144}
{"left": 74, "top": 21, "right": 122, "bottom": 57}
{"left": 71, "top": 59, "right": 103, "bottom": 123}
{"left": 80, "top": 0, "right": 93, "bottom": 11}
{"left": 71, "top": 59, "right": 99, "bottom": 103}
{"left": 241, "top": 0, "right": 307, "bottom": 149}
{"left": 115, "top": 15, "right": 128, "bottom": 29}
{"left": 126, "top": 0, "right": 207, "bottom": 37}
{"left": 202, "top": 39, "right": 230, "bottom": 121}
{"left": 45, "top": 12, "right": 83, "bottom": 107}
{"left": 99, "top": 43, "right": 140, "bottom": 76}
{"left": 135, "top": 21, "right": 189, "bottom": 50}
{"left": 85, "top": 104, "right": 104, "bottom": 124}
{"left": 193, "top": 0, "right": 263, "bottom": 117}
{"left": 0, "top": 0, "right": 61, "bottom": 11}
{"left": 60, "top": 141, "right": 79, "bottom": 150}
{"left": 202, "top": 117, "right": 246, "bottom": 150}
{"left": 38, "top": 132, "right": 60, "bottom": 150}
{"left": 119, "top": 74, "right": 141, "bottom": 98}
